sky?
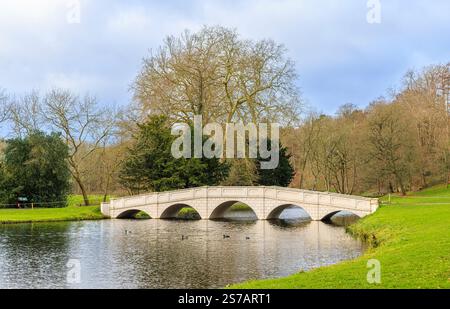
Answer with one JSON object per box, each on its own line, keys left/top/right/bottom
{"left": 0, "top": 0, "right": 449, "bottom": 117}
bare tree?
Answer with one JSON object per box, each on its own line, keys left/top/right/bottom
{"left": 0, "top": 89, "right": 10, "bottom": 125}
{"left": 398, "top": 64, "right": 450, "bottom": 187}
{"left": 7, "top": 90, "right": 43, "bottom": 137}
{"left": 99, "top": 144, "right": 124, "bottom": 202}
{"left": 93, "top": 130, "right": 127, "bottom": 202}
{"left": 367, "top": 101, "right": 415, "bottom": 195}
{"left": 282, "top": 112, "right": 322, "bottom": 189}
{"left": 41, "top": 89, "right": 115, "bottom": 206}
{"left": 221, "top": 38, "right": 301, "bottom": 124}
{"left": 325, "top": 106, "right": 366, "bottom": 195}
{"left": 134, "top": 27, "right": 228, "bottom": 124}
{"left": 280, "top": 63, "right": 449, "bottom": 195}
{"left": 76, "top": 138, "right": 127, "bottom": 202}
{"left": 134, "top": 26, "right": 301, "bottom": 125}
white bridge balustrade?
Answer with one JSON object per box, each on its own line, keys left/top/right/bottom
{"left": 101, "top": 186, "right": 379, "bottom": 221}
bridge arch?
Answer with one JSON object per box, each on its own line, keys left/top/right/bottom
{"left": 266, "top": 204, "right": 312, "bottom": 220}
{"left": 321, "top": 210, "right": 361, "bottom": 223}
{"left": 117, "top": 209, "right": 152, "bottom": 220}
{"left": 160, "top": 203, "right": 201, "bottom": 220}
{"left": 104, "top": 186, "right": 378, "bottom": 221}
{"left": 209, "top": 200, "right": 259, "bottom": 220}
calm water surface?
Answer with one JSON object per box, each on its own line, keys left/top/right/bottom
{"left": 0, "top": 209, "right": 364, "bottom": 289}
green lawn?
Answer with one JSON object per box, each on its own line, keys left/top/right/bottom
{"left": 0, "top": 195, "right": 107, "bottom": 224}
{"left": 231, "top": 185, "right": 450, "bottom": 289}
{"left": 228, "top": 202, "right": 253, "bottom": 211}
{"left": 67, "top": 194, "right": 109, "bottom": 207}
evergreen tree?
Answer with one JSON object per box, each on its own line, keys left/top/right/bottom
{"left": 256, "top": 142, "right": 295, "bottom": 187}
{"left": 0, "top": 132, "right": 71, "bottom": 207}
{"left": 119, "top": 115, "right": 228, "bottom": 193}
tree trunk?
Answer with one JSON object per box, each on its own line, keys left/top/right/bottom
{"left": 298, "top": 158, "right": 308, "bottom": 189}
{"left": 67, "top": 157, "right": 90, "bottom": 206}
{"left": 72, "top": 174, "right": 89, "bottom": 206}
{"left": 79, "top": 183, "right": 90, "bottom": 206}
{"left": 103, "top": 175, "right": 111, "bottom": 203}
{"left": 388, "top": 181, "right": 395, "bottom": 194}
{"left": 395, "top": 174, "right": 407, "bottom": 196}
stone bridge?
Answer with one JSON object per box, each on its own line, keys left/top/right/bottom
{"left": 101, "top": 186, "right": 379, "bottom": 221}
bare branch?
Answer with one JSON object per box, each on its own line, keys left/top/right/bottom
{"left": 40, "top": 88, "right": 117, "bottom": 205}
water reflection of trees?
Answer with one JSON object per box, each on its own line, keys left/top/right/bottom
{"left": 0, "top": 220, "right": 365, "bottom": 288}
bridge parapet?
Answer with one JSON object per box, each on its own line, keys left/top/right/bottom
{"left": 101, "top": 186, "right": 379, "bottom": 221}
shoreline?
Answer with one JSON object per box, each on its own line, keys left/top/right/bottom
{"left": 227, "top": 214, "right": 382, "bottom": 289}
{"left": 0, "top": 203, "right": 253, "bottom": 225}
{"left": 0, "top": 205, "right": 106, "bottom": 225}
{"left": 0, "top": 217, "right": 106, "bottom": 225}
{"left": 229, "top": 186, "right": 450, "bottom": 289}
{"left": 226, "top": 216, "right": 379, "bottom": 289}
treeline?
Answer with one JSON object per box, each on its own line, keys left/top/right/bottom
{"left": 284, "top": 64, "right": 450, "bottom": 195}
{"left": 119, "top": 115, "right": 294, "bottom": 194}
{"left": 0, "top": 89, "right": 118, "bottom": 206}
{"left": 0, "top": 26, "right": 299, "bottom": 205}
{"left": 0, "top": 26, "right": 448, "bottom": 203}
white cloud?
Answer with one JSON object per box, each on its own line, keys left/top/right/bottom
{"left": 0, "top": 0, "right": 448, "bottom": 114}
{"left": 106, "top": 6, "right": 153, "bottom": 34}
{"left": 0, "top": 0, "right": 62, "bottom": 21}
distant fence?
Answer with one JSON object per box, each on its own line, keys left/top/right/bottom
{"left": 0, "top": 200, "right": 68, "bottom": 209}
{"left": 72, "top": 198, "right": 108, "bottom": 207}
{"left": 0, "top": 197, "right": 108, "bottom": 209}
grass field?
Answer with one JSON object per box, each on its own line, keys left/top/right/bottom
{"left": 0, "top": 195, "right": 107, "bottom": 224}
{"left": 231, "top": 185, "right": 450, "bottom": 289}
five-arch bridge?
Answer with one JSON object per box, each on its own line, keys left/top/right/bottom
{"left": 101, "top": 186, "right": 379, "bottom": 221}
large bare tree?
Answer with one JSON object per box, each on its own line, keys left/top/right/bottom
{"left": 134, "top": 27, "right": 228, "bottom": 124}
{"left": 134, "top": 26, "right": 301, "bottom": 125}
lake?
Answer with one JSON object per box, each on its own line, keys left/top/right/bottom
{"left": 0, "top": 209, "right": 364, "bottom": 289}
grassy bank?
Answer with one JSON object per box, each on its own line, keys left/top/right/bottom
{"left": 231, "top": 185, "right": 450, "bottom": 289}
{"left": 0, "top": 195, "right": 107, "bottom": 224}
{"left": 229, "top": 202, "right": 252, "bottom": 211}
